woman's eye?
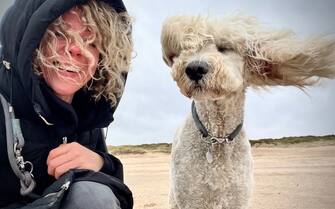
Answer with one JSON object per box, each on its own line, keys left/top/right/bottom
{"left": 54, "top": 32, "right": 66, "bottom": 41}
{"left": 86, "top": 28, "right": 92, "bottom": 34}
{"left": 55, "top": 32, "right": 62, "bottom": 37}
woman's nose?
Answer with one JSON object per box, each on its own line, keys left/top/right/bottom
{"left": 69, "top": 43, "right": 82, "bottom": 57}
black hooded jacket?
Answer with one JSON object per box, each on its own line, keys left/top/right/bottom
{"left": 0, "top": 0, "right": 132, "bottom": 207}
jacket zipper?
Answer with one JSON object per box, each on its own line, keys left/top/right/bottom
{"left": 62, "top": 136, "right": 68, "bottom": 144}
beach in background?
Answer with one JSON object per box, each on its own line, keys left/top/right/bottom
{"left": 110, "top": 136, "right": 335, "bottom": 209}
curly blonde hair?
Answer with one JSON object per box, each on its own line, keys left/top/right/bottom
{"left": 34, "top": 0, "right": 133, "bottom": 106}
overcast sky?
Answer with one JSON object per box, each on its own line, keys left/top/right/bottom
{"left": 1, "top": 0, "right": 335, "bottom": 145}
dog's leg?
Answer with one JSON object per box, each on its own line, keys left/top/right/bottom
{"left": 169, "top": 188, "right": 179, "bottom": 209}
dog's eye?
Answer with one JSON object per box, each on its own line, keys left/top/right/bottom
{"left": 163, "top": 53, "right": 177, "bottom": 67}
{"left": 168, "top": 54, "right": 177, "bottom": 63}
{"left": 163, "top": 56, "right": 171, "bottom": 67}
{"left": 217, "top": 46, "right": 228, "bottom": 53}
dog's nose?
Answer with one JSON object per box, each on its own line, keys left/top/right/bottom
{"left": 185, "top": 61, "right": 209, "bottom": 81}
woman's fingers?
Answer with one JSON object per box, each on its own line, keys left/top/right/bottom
{"left": 47, "top": 144, "right": 70, "bottom": 165}
{"left": 47, "top": 150, "right": 74, "bottom": 176}
{"left": 54, "top": 160, "right": 79, "bottom": 179}
{"left": 47, "top": 142, "right": 103, "bottom": 179}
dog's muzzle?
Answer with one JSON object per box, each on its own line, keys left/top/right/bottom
{"left": 185, "top": 61, "right": 210, "bottom": 81}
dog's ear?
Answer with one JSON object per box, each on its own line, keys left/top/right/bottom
{"left": 245, "top": 31, "right": 335, "bottom": 87}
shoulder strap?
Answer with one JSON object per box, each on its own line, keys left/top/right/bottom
{"left": 0, "top": 93, "right": 36, "bottom": 196}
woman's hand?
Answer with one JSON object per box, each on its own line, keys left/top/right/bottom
{"left": 47, "top": 142, "right": 104, "bottom": 179}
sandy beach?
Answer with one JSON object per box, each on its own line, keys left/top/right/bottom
{"left": 116, "top": 141, "right": 335, "bottom": 209}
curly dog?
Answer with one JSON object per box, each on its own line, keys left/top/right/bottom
{"left": 161, "top": 14, "right": 335, "bottom": 209}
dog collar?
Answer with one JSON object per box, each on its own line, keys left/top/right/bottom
{"left": 191, "top": 100, "right": 243, "bottom": 144}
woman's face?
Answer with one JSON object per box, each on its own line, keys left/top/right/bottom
{"left": 40, "top": 6, "right": 99, "bottom": 103}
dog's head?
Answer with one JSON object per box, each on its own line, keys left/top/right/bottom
{"left": 161, "top": 15, "right": 335, "bottom": 100}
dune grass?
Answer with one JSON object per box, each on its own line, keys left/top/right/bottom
{"left": 108, "top": 135, "right": 335, "bottom": 154}
{"left": 108, "top": 143, "right": 171, "bottom": 155}
{"left": 249, "top": 135, "right": 335, "bottom": 146}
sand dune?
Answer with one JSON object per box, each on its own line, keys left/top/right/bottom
{"left": 116, "top": 141, "right": 335, "bottom": 209}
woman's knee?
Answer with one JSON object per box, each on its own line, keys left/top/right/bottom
{"left": 61, "top": 181, "right": 121, "bottom": 209}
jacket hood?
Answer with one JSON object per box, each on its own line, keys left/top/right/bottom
{"left": 0, "top": 0, "right": 129, "bottom": 137}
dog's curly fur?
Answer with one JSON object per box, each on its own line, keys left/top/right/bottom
{"left": 161, "top": 14, "right": 335, "bottom": 209}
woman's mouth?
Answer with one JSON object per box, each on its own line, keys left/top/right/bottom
{"left": 58, "top": 68, "right": 80, "bottom": 78}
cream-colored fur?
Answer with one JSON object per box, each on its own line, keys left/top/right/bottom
{"left": 161, "top": 14, "right": 335, "bottom": 209}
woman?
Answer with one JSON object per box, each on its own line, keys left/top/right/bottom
{"left": 0, "top": 0, "right": 133, "bottom": 208}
